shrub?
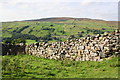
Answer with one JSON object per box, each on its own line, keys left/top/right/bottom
{"left": 11, "top": 38, "right": 26, "bottom": 45}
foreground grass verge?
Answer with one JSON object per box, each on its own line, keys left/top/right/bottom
{"left": 2, "top": 54, "right": 119, "bottom": 78}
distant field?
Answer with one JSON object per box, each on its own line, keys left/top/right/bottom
{"left": 2, "top": 54, "right": 119, "bottom": 78}
{"left": 2, "top": 17, "right": 118, "bottom": 44}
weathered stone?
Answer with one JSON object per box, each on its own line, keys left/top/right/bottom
{"left": 104, "top": 32, "right": 108, "bottom": 36}
{"left": 22, "top": 30, "right": 120, "bottom": 61}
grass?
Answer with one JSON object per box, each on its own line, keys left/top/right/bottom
{"left": 1, "top": 19, "right": 119, "bottom": 78}
{"left": 2, "top": 54, "right": 119, "bottom": 78}
{"left": 2, "top": 20, "right": 117, "bottom": 44}
{"left": 26, "top": 40, "right": 37, "bottom": 45}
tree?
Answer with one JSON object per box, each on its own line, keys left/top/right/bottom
{"left": 50, "top": 24, "right": 54, "bottom": 26}
{"left": 3, "top": 39, "right": 13, "bottom": 44}
{"left": 78, "top": 34, "right": 83, "bottom": 37}
{"left": 81, "top": 31, "right": 84, "bottom": 33}
{"left": 41, "top": 33, "right": 52, "bottom": 41}
{"left": 60, "top": 30, "right": 65, "bottom": 34}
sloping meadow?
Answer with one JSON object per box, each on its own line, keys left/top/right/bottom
{"left": 2, "top": 54, "right": 119, "bottom": 78}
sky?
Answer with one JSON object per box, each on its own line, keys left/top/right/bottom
{"left": 0, "top": 0, "right": 119, "bottom": 22}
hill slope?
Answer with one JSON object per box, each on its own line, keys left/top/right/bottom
{"left": 24, "top": 17, "right": 118, "bottom": 25}
{"left": 2, "top": 17, "right": 118, "bottom": 44}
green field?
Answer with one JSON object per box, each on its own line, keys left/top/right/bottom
{"left": 2, "top": 18, "right": 119, "bottom": 78}
{"left": 2, "top": 18, "right": 118, "bottom": 44}
{"left": 2, "top": 54, "right": 119, "bottom": 78}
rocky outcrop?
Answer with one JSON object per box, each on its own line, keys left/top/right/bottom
{"left": 25, "top": 30, "right": 120, "bottom": 61}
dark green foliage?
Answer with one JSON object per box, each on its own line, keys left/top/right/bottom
{"left": 93, "top": 30, "right": 104, "bottom": 34}
{"left": 59, "top": 30, "right": 65, "bottom": 34}
{"left": 42, "top": 27, "right": 55, "bottom": 32}
{"left": 16, "top": 26, "right": 29, "bottom": 33}
{"left": 28, "top": 29, "right": 33, "bottom": 33}
{"left": 52, "top": 37, "right": 59, "bottom": 40}
{"left": 50, "top": 24, "right": 54, "bottom": 26}
{"left": 11, "top": 33, "right": 38, "bottom": 40}
{"left": 3, "top": 39, "right": 13, "bottom": 44}
{"left": 85, "top": 28, "right": 104, "bottom": 34}
{"left": 11, "top": 38, "right": 26, "bottom": 44}
{"left": 77, "top": 32, "right": 83, "bottom": 37}
{"left": 41, "top": 33, "right": 52, "bottom": 41}
{"left": 102, "top": 28, "right": 106, "bottom": 30}
{"left": 3, "top": 38, "right": 26, "bottom": 45}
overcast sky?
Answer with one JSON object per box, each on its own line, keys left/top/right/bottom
{"left": 0, "top": 0, "right": 119, "bottom": 22}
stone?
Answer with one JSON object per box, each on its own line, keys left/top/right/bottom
{"left": 21, "top": 30, "right": 120, "bottom": 61}
{"left": 99, "top": 37, "right": 103, "bottom": 40}
{"left": 104, "top": 32, "right": 108, "bottom": 36}
{"left": 80, "top": 46, "right": 85, "bottom": 50}
{"left": 96, "top": 34, "right": 101, "bottom": 38}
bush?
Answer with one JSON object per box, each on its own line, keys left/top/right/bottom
{"left": 11, "top": 38, "right": 26, "bottom": 44}
{"left": 3, "top": 38, "right": 26, "bottom": 45}
{"left": 2, "top": 57, "right": 20, "bottom": 74}
{"left": 3, "top": 39, "right": 13, "bottom": 44}
{"left": 2, "top": 56, "right": 33, "bottom": 77}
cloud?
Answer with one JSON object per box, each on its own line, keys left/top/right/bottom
{"left": 0, "top": 0, "right": 118, "bottom": 22}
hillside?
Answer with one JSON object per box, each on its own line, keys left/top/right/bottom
{"left": 24, "top": 17, "right": 118, "bottom": 25}
{"left": 2, "top": 17, "right": 119, "bottom": 78}
{"left": 2, "top": 17, "right": 118, "bottom": 44}
{"left": 23, "top": 17, "right": 109, "bottom": 22}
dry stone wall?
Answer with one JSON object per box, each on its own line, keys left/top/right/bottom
{"left": 2, "top": 44, "right": 25, "bottom": 55}
{"left": 25, "top": 30, "right": 120, "bottom": 61}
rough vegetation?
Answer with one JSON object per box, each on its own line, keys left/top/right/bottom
{"left": 2, "top": 54, "right": 119, "bottom": 78}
